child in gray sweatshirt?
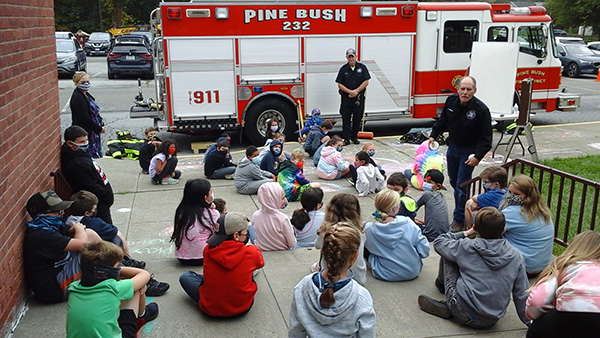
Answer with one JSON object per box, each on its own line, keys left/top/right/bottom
{"left": 289, "top": 222, "right": 376, "bottom": 338}
{"left": 418, "top": 207, "right": 531, "bottom": 329}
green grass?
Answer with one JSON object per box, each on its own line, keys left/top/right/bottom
{"left": 520, "top": 156, "right": 600, "bottom": 254}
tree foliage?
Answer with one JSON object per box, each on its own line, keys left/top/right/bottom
{"left": 546, "top": 0, "right": 600, "bottom": 38}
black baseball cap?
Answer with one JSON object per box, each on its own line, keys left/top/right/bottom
{"left": 424, "top": 169, "right": 447, "bottom": 190}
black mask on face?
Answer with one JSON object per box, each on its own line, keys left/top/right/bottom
{"left": 80, "top": 261, "right": 121, "bottom": 286}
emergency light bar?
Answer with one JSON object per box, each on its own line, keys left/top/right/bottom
{"left": 510, "top": 6, "right": 546, "bottom": 15}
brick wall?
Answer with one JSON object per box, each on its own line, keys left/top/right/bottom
{"left": 0, "top": 1, "right": 61, "bottom": 335}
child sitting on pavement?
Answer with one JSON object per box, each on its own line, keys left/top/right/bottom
{"left": 179, "top": 212, "right": 265, "bottom": 318}
{"left": 289, "top": 222, "right": 376, "bottom": 338}
{"left": 253, "top": 182, "right": 297, "bottom": 251}
{"left": 352, "top": 151, "right": 385, "bottom": 197}
{"left": 303, "top": 119, "right": 333, "bottom": 157}
{"left": 149, "top": 139, "right": 182, "bottom": 185}
{"left": 278, "top": 150, "right": 321, "bottom": 202}
{"left": 203, "top": 133, "right": 231, "bottom": 162}
{"left": 66, "top": 241, "right": 159, "bottom": 338}
{"left": 364, "top": 189, "right": 430, "bottom": 282}
{"left": 204, "top": 140, "right": 237, "bottom": 179}
{"left": 386, "top": 172, "right": 417, "bottom": 221}
{"left": 213, "top": 198, "right": 227, "bottom": 216}
{"left": 300, "top": 108, "right": 324, "bottom": 140}
{"left": 417, "top": 207, "right": 531, "bottom": 329}
{"left": 260, "top": 138, "right": 286, "bottom": 176}
{"left": 361, "top": 142, "right": 385, "bottom": 177}
{"left": 317, "top": 135, "right": 351, "bottom": 180}
{"left": 291, "top": 187, "right": 325, "bottom": 248}
{"left": 235, "top": 145, "right": 275, "bottom": 195}
{"left": 415, "top": 169, "right": 450, "bottom": 242}
{"left": 138, "top": 127, "right": 161, "bottom": 175}
{"left": 66, "top": 190, "right": 146, "bottom": 269}
{"left": 465, "top": 166, "right": 507, "bottom": 228}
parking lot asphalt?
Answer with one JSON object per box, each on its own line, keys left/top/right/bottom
{"left": 10, "top": 122, "right": 600, "bottom": 338}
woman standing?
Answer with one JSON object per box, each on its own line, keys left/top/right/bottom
{"left": 70, "top": 72, "right": 105, "bottom": 158}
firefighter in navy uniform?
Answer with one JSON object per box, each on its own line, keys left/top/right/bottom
{"left": 336, "top": 48, "right": 370, "bottom": 145}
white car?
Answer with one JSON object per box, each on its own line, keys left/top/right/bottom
{"left": 588, "top": 41, "right": 600, "bottom": 55}
{"left": 555, "top": 36, "right": 585, "bottom": 45}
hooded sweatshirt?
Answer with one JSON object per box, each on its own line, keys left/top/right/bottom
{"left": 252, "top": 182, "right": 297, "bottom": 251}
{"left": 317, "top": 146, "right": 349, "bottom": 180}
{"left": 364, "top": 216, "right": 430, "bottom": 281}
{"left": 234, "top": 156, "right": 273, "bottom": 195}
{"left": 260, "top": 139, "right": 285, "bottom": 175}
{"left": 434, "top": 232, "right": 531, "bottom": 325}
{"left": 288, "top": 273, "right": 376, "bottom": 338}
{"left": 277, "top": 160, "right": 311, "bottom": 201}
{"left": 199, "top": 240, "right": 264, "bottom": 317}
{"left": 61, "top": 143, "right": 114, "bottom": 208}
{"left": 303, "top": 124, "right": 326, "bottom": 156}
{"left": 204, "top": 147, "right": 236, "bottom": 177}
{"left": 355, "top": 164, "right": 385, "bottom": 196}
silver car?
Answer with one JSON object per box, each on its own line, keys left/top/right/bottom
{"left": 56, "top": 37, "right": 87, "bottom": 76}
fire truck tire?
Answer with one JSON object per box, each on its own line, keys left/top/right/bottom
{"left": 244, "top": 99, "right": 296, "bottom": 145}
{"left": 565, "top": 63, "right": 580, "bottom": 78}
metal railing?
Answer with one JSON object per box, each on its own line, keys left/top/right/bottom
{"left": 463, "top": 158, "right": 600, "bottom": 247}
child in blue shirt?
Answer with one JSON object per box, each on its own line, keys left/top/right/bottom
{"left": 465, "top": 166, "right": 507, "bottom": 228}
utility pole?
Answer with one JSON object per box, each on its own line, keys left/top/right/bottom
{"left": 99, "top": 0, "right": 103, "bottom": 31}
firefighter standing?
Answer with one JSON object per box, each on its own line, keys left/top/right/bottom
{"left": 336, "top": 48, "right": 370, "bottom": 145}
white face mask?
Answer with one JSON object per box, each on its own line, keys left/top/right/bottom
{"left": 270, "top": 126, "right": 278, "bottom": 132}
{"left": 422, "top": 182, "right": 434, "bottom": 192}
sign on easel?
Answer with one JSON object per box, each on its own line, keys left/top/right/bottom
{"left": 504, "top": 78, "right": 539, "bottom": 163}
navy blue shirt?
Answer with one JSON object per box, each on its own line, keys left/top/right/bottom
{"left": 335, "top": 62, "right": 371, "bottom": 98}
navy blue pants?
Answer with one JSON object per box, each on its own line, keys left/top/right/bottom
{"left": 446, "top": 143, "right": 476, "bottom": 224}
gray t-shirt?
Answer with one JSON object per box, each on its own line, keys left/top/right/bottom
{"left": 417, "top": 190, "right": 449, "bottom": 242}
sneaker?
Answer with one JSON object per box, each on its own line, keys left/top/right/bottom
{"left": 344, "top": 139, "right": 351, "bottom": 146}
{"left": 122, "top": 255, "right": 146, "bottom": 269}
{"left": 450, "top": 221, "right": 465, "bottom": 232}
{"left": 418, "top": 295, "right": 451, "bottom": 319}
{"left": 145, "top": 275, "right": 170, "bottom": 296}
{"left": 151, "top": 180, "right": 161, "bottom": 185}
{"left": 161, "top": 177, "right": 179, "bottom": 185}
{"left": 224, "top": 174, "right": 234, "bottom": 180}
{"left": 137, "top": 302, "right": 159, "bottom": 330}
{"left": 352, "top": 138, "right": 360, "bottom": 145}
{"left": 141, "top": 169, "right": 149, "bottom": 175}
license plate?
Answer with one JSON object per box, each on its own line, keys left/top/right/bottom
{"left": 95, "top": 48, "right": 100, "bottom": 50}
{"left": 126, "top": 55, "right": 135, "bottom": 60}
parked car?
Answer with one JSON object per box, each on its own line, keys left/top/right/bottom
{"left": 553, "top": 29, "right": 567, "bottom": 36}
{"left": 130, "top": 31, "right": 154, "bottom": 45}
{"left": 115, "top": 34, "right": 152, "bottom": 52}
{"left": 588, "top": 41, "right": 600, "bottom": 55}
{"left": 107, "top": 42, "right": 154, "bottom": 79}
{"left": 555, "top": 36, "right": 585, "bottom": 45}
{"left": 84, "top": 32, "right": 114, "bottom": 56}
{"left": 556, "top": 43, "right": 600, "bottom": 77}
{"left": 55, "top": 31, "right": 75, "bottom": 39}
{"left": 56, "top": 36, "right": 87, "bottom": 76}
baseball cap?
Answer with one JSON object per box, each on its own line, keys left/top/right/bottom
{"left": 217, "top": 140, "right": 230, "bottom": 148}
{"left": 346, "top": 48, "right": 356, "bottom": 56}
{"left": 26, "top": 191, "right": 73, "bottom": 217}
{"left": 207, "top": 212, "right": 250, "bottom": 246}
{"left": 424, "top": 169, "right": 447, "bottom": 190}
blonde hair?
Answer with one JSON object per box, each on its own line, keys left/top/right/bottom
{"left": 82, "top": 241, "right": 124, "bottom": 267}
{"left": 72, "top": 71, "right": 88, "bottom": 85}
{"left": 291, "top": 150, "right": 304, "bottom": 161}
{"left": 502, "top": 175, "right": 551, "bottom": 223}
{"left": 317, "top": 193, "right": 362, "bottom": 235}
{"left": 361, "top": 142, "right": 375, "bottom": 152}
{"left": 320, "top": 222, "right": 361, "bottom": 308}
{"left": 531, "top": 231, "right": 600, "bottom": 290}
{"left": 373, "top": 189, "right": 399, "bottom": 222}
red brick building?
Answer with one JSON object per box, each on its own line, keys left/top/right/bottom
{"left": 0, "top": 1, "right": 62, "bottom": 334}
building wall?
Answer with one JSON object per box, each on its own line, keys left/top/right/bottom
{"left": 0, "top": 0, "right": 61, "bottom": 334}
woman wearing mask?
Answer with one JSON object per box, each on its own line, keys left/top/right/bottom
{"left": 70, "top": 72, "right": 106, "bottom": 158}
{"left": 500, "top": 174, "right": 554, "bottom": 278}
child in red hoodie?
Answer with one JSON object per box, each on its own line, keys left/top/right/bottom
{"left": 179, "top": 212, "right": 264, "bottom": 317}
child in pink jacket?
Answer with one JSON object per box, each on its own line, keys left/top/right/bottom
{"left": 252, "top": 182, "right": 297, "bottom": 251}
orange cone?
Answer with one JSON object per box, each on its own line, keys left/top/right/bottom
{"left": 596, "top": 71, "right": 600, "bottom": 82}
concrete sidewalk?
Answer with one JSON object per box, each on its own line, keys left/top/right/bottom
{"left": 10, "top": 122, "right": 600, "bottom": 338}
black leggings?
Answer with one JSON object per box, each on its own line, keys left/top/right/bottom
{"left": 152, "top": 156, "right": 179, "bottom": 183}
{"left": 527, "top": 309, "right": 600, "bottom": 338}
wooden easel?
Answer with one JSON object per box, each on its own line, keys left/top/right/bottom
{"left": 503, "top": 78, "right": 539, "bottom": 163}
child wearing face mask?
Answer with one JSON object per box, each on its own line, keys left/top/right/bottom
{"left": 277, "top": 150, "right": 321, "bottom": 202}
{"left": 500, "top": 174, "right": 554, "bottom": 277}
{"left": 317, "top": 135, "right": 351, "bottom": 180}
{"left": 149, "top": 139, "right": 182, "bottom": 185}
{"left": 464, "top": 166, "right": 507, "bottom": 228}
{"left": 252, "top": 182, "right": 297, "bottom": 251}
{"left": 352, "top": 151, "right": 385, "bottom": 197}
{"left": 415, "top": 169, "right": 450, "bottom": 242}
{"left": 204, "top": 140, "right": 237, "bottom": 179}
{"left": 235, "top": 146, "right": 275, "bottom": 195}
{"left": 266, "top": 119, "right": 280, "bottom": 139}
{"left": 361, "top": 142, "right": 386, "bottom": 178}
{"left": 260, "top": 139, "right": 286, "bottom": 176}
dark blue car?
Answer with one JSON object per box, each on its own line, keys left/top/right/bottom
{"left": 556, "top": 43, "right": 600, "bottom": 77}
{"left": 107, "top": 42, "right": 154, "bottom": 79}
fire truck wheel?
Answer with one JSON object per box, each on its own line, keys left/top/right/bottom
{"left": 245, "top": 98, "right": 295, "bottom": 145}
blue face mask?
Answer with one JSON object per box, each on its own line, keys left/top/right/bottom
{"left": 252, "top": 156, "right": 261, "bottom": 164}
{"left": 422, "top": 182, "right": 434, "bottom": 191}
{"left": 273, "top": 147, "right": 282, "bottom": 156}
{"left": 78, "top": 82, "right": 91, "bottom": 91}
{"left": 72, "top": 141, "right": 89, "bottom": 151}
{"left": 367, "top": 150, "right": 376, "bottom": 157}
{"left": 482, "top": 182, "right": 493, "bottom": 192}
{"left": 336, "top": 146, "right": 343, "bottom": 152}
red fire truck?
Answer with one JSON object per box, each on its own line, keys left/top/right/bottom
{"left": 137, "top": 1, "right": 579, "bottom": 145}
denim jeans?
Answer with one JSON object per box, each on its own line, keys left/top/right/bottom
{"left": 179, "top": 271, "right": 203, "bottom": 303}
{"left": 446, "top": 143, "right": 477, "bottom": 224}
{"left": 437, "top": 257, "right": 497, "bottom": 329}
{"left": 208, "top": 166, "right": 236, "bottom": 179}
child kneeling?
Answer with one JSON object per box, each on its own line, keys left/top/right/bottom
{"left": 66, "top": 241, "right": 158, "bottom": 338}
{"left": 417, "top": 207, "right": 531, "bottom": 329}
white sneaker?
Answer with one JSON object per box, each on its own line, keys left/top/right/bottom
{"left": 162, "top": 177, "right": 179, "bottom": 185}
